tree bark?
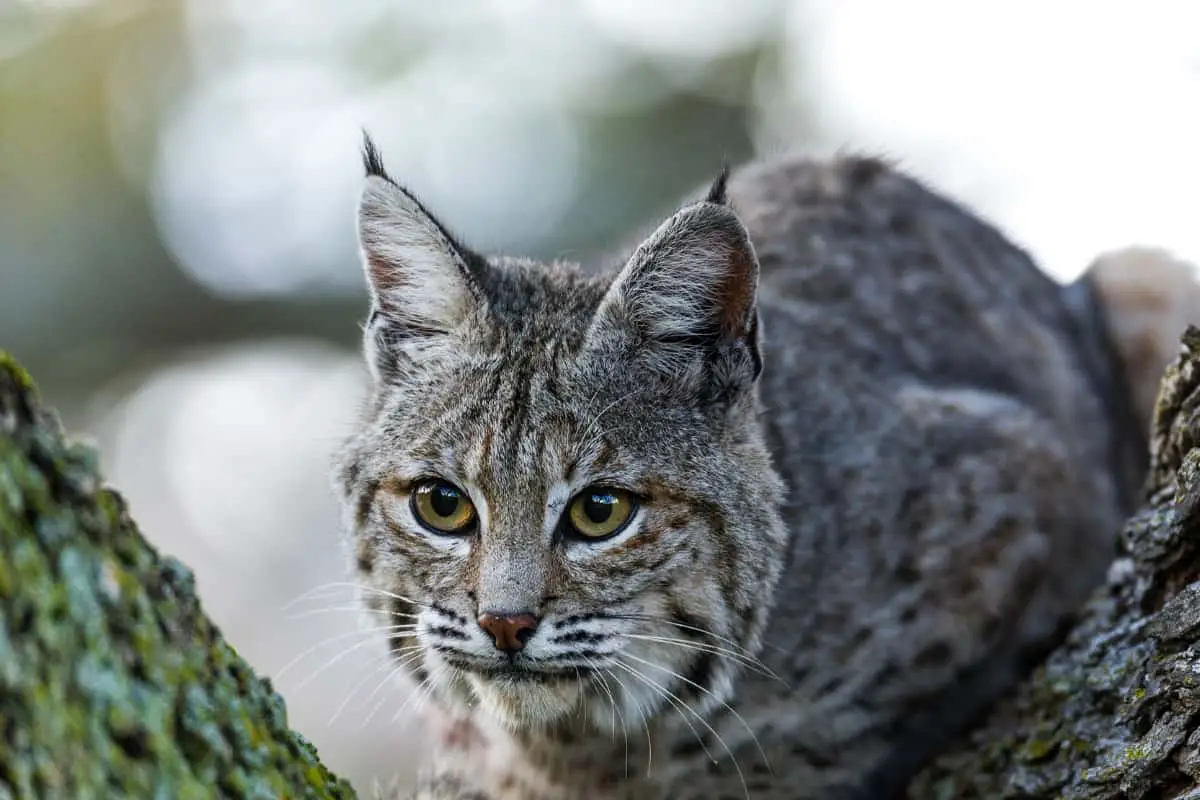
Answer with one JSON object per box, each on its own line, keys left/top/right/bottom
{"left": 909, "top": 326, "right": 1200, "bottom": 799}
{"left": 0, "top": 352, "right": 356, "bottom": 799}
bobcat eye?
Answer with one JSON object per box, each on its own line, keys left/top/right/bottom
{"left": 566, "top": 487, "right": 637, "bottom": 540}
{"left": 411, "top": 480, "right": 476, "bottom": 534}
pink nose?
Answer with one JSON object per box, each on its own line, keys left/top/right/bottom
{"left": 477, "top": 612, "right": 539, "bottom": 653}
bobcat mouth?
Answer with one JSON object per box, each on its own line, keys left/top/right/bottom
{"left": 473, "top": 664, "right": 576, "bottom": 683}
{"left": 435, "top": 649, "right": 587, "bottom": 683}
{"left": 455, "top": 661, "right": 591, "bottom": 729}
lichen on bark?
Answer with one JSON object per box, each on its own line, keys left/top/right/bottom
{"left": 0, "top": 351, "right": 356, "bottom": 800}
{"left": 909, "top": 326, "right": 1200, "bottom": 799}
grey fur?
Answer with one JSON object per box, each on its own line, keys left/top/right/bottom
{"left": 335, "top": 143, "right": 1151, "bottom": 798}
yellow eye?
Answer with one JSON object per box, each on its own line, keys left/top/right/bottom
{"left": 411, "top": 480, "right": 476, "bottom": 534}
{"left": 566, "top": 488, "right": 637, "bottom": 540}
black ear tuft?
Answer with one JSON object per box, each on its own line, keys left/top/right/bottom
{"left": 361, "top": 130, "right": 393, "bottom": 183}
{"left": 705, "top": 164, "right": 731, "bottom": 206}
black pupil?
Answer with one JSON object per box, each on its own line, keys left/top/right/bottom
{"left": 583, "top": 493, "right": 616, "bottom": 524}
{"left": 430, "top": 485, "right": 460, "bottom": 518}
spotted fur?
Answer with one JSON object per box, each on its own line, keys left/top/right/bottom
{"left": 336, "top": 137, "right": 1191, "bottom": 798}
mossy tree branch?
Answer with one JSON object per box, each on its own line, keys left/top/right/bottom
{"left": 0, "top": 352, "right": 356, "bottom": 799}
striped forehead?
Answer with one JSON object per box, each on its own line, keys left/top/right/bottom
{"left": 462, "top": 384, "right": 571, "bottom": 491}
{"left": 375, "top": 325, "right": 630, "bottom": 496}
{"left": 454, "top": 364, "right": 627, "bottom": 502}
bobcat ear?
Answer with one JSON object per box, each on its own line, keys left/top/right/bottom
{"left": 357, "top": 134, "right": 484, "bottom": 380}
{"left": 589, "top": 200, "right": 762, "bottom": 383}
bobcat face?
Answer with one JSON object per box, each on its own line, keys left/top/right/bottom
{"left": 334, "top": 137, "right": 785, "bottom": 733}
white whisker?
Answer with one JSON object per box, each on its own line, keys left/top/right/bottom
{"left": 615, "top": 657, "right": 750, "bottom": 800}
{"left": 330, "top": 643, "right": 422, "bottom": 726}
{"left": 274, "top": 623, "right": 418, "bottom": 683}
{"left": 289, "top": 631, "right": 420, "bottom": 693}
{"left": 616, "top": 613, "right": 775, "bottom": 663}
{"left": 387, "top": 668, "right": 434, "bottom": 726}
{"left": 622, "top": 632, "right": 781, "bottom": 682}
{"left": 285, "top": 605, "right": 422, "bottom": 622}
{"left": 282, "top": 581, "right": 431, "bottom": 613}
{"left": 367, "top": 648, "right": 428, "bottom": 727}
{"left": 591, "top": 663, "right": 633, "bottom": 779}
{"left": 612, "top": 660, "right": 717, "bottom": 766}
{"left": 584, "top": 658, "right": 625, "bottom": 739}
{"left": 622, "top": 651, "right": 770, "bottom": 778}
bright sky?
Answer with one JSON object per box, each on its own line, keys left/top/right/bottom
{"left": 801, "top": 0, "right": 1200, "bottom": 281}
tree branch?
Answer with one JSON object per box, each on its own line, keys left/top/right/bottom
{"left": 0, "top": 351, "right": 357, "bottom": 799}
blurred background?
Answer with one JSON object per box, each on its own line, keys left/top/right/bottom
{"left": 5, "top": 0, "right": 1200, "bottom": 791}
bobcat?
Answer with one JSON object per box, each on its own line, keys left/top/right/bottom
{"left": 334, "top": 136, "right": 1199, "bottom": 799}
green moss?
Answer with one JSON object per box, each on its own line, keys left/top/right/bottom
{"left": 0, "top": 352, "right": 37, "bottom": 400}
{"left": 1021, "top": 738, "right": 1057, "bottom": 763}
{"left": 0, "top": 352, "right": 357, "bottom": 799}
{"left": 1122, "top": 745, "right": 1149, "bottom": 762}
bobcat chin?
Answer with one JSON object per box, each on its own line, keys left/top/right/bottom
{"left": 335, "top": 136, "right": 1200, "bottom": 799}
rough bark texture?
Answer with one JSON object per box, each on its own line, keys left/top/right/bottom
{"left": 0, "top": 352, "right": 356, "bottom": 800}
{"left": 910, "top": 326, "right": 1200, "bottom": 799}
